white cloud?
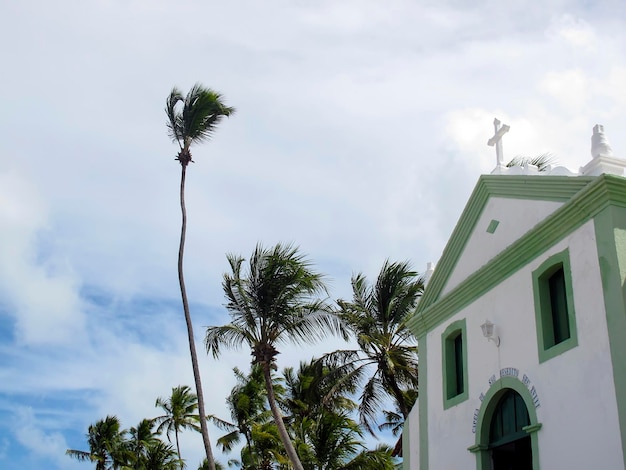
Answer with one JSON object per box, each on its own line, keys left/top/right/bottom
{"left": 13, "top": 407, "right": 76, "bottom": 468}
{"left": 539, "top": 69, "right": 589, "bottom": 111}
{"left": 549, "top": 15, "right": 597, "bottom": 50}
{"left": 0, "top": 170, "right": 85, "bottom": 346}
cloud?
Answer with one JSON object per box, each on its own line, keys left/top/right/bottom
{"left": 12, "top": 407, "right": 77, "bottom": 468}
{"left": 549, "top": 15, "right": 597, "bottom": 50}
{"left": 0, "top": 170, "right": 85, "bottom": 346}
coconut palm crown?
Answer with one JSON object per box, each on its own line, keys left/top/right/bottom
{"left": 166, "top": 84, "right": 235, "bottom": 166}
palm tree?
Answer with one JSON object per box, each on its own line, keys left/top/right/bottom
{"left": 210, "top": 365, "right": 273, "bottom": 462}
{"left": 165, "top": 84, "right": 234, "bottom": 470}
{"left": 321, "top": 260, "right": 423, "bottom": 435}
{"left": 127, "top": 419, "right": 160, "bottom": 469}
{"left": 66, "top": 415, "right": 129, "bottom": 470}
{"left": 282, "top": 360, "right": 394, "bottom": 470}
{"left": 154, "top": 385, "right": 202, "bottom": 468}
{"left": 205, "top": 243, "right": 344, "bottom": 470}
{"left": 142, "top": 441, "right": 181, "bottom": 470}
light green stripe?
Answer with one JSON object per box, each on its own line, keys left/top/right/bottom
{"left": 594, "top": 205, "right": 626, "bottom": 464}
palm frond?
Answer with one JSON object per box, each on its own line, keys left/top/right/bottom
{"left": 181, "top": 84, "right": 235, "bottom": 146}
{"left": 205, "top": 324, "right": 251, "bottom": 359}
{"left": 506, "top": 153, "right": 556, "bottom": 172}
{"left": 165, "top": 88, "right": 184, "bottom": 146}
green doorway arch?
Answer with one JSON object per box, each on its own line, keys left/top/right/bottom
{"left": 468, "top": 377, "right": 542, "bottom": 470}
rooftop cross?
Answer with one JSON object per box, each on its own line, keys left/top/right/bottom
{"left": 487, "top": 118, "right": 510, "bottom": 167}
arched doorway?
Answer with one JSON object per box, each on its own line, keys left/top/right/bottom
{"left": 489, "top": 389, "right": 532, "bottom": 469}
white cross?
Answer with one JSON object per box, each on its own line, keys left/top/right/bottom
{"left": 487, "top": 118, "right": 510, "bottom": 167}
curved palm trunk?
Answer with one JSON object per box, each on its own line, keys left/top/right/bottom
{"left": 178, "top": 164, "right": 217, "bottom": 470}
{"left": 261, "top": 362, "right": 304, "bottom": 470}
{"left": 174, "top": 428, "right": 183, "bottom": 470}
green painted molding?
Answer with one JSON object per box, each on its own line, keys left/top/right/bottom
{"left": 441, "top": 318, "right": 469, "bottom": 409}
{"left": 467, "top": 444, "right": 488, "bottom": 453}
{"left": 532, "top": 249, "right": 578, "bottom": 363}
{"left": 416, "top": 175, "right": 595, "bottom": 313}
{"left": 409, "top": 174, "right": 626, "bottom": 337}
{"left": 472, "top": 376, "right": 541, "bottom": 470}
{"left": 594, "top": 205, "right": 626, "bottom": 465}
{"left": 522, "top": 423, "right": 543, "bottom": 434}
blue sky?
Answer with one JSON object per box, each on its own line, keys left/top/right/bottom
{"left": 1, "top": 0, "right": 626, "bottom": 468}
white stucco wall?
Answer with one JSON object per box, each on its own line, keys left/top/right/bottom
{"left": 404, "top": 401, "right": 420, "bottom": 470}
{"left": 442, "top": 197, "right": 563, "bottom": 296}
{"left": 422, "top": 220, "right": 624, "bottom": 469}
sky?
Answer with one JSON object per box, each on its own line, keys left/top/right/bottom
{"left": 1, "top": 0, "right": 626, "bottom": 468}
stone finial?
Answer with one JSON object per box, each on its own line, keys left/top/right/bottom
{"left": 581, "top": 124, "right": 625, "bottom": 177}
{"left": 591, "top": 124, "right": 614, "bottom": 158}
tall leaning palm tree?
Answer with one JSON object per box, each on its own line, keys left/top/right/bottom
{"left": 205, "top": 243, "right": 345, "bottom": 470}
{"left": 321, "top": 260, "right": 424, "bottom": 436}
{"left": 166, "top": 84, "right": 235, "bottom": 470}
{"left": 154, "top": 385, "right": 202, "bottom": 468}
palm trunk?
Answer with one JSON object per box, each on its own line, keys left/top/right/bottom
{"left": 175, "top": 428, "right": 183, "bottom": 469}
{"left": 178, "top": 163, "right": 217, "bottom": 470}
{"left": 261, "top": 362, "right": 305, "bottom": 470}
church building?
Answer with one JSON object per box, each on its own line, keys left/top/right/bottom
{"left": 402, "top": 122, "right": 626, "bottom": 469}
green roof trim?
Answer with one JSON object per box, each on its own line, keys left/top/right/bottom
{"left": 409, "top": 174, "right": 626, "bottom": 337}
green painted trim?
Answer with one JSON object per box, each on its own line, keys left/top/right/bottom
{"left": 472, "top": 377, "right": 541, "bottom": 470}
{"left": 417, "top": 175, "right": 594, "bottom": 313}
{"left": 522, "top": 423, "right": 543, "bottom": 434}
{"left": 418, "top": 334, "right": 429, "bottom": 470}
{"left": 467, "top": 444, "right": 488, "bottom": 453}
{"left": 441, "top": 319, "right": 469, "bottom": 409}
{"left": 486, "top": 219, "right": 500, "bottom": 234}
{"left": 532, "top": 249, "right": 578, "bottom": 363}
{"left": 408, "top": 174, "right": 626, "bottom": 337}
{"left": 594, "top": 206, "right": 626, "bottom": 464}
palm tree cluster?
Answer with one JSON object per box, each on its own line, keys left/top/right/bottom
{"left": 209, "top": 360, "right": 397, "bottom": 470}
{"left": 206, "top": 244, "right": 424, "bottom": 469}
{"left": 67, "top": 386, "right": 207, "bottom": 470}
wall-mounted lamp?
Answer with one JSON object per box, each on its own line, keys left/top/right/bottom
{"left": 481, "top": 320, "right": 500, "bottom": 347}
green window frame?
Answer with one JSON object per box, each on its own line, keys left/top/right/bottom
{"left": 532, "top": 248, "right": 578, "bottom": 363}
{"left": 442, "top": 318, "right": 468, "bottom": 409}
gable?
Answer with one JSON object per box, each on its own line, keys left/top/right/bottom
{"left": 441, "top": 197, "right": 563, "bottom": 296}
{"left": 409, "top": 174, "right": 608, "bottom": 337}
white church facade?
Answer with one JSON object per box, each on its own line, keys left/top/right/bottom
{"left": 402, "top": 123, "right": 626, "bottom": 469}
